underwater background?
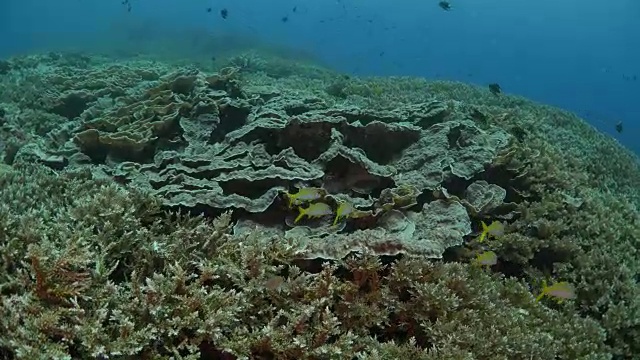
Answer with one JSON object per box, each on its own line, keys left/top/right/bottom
{"left": 1, "top": 1, "right": 639, "bottom": 359}
{"left": 1, "top": 0, "right": 638, "bottom": 154}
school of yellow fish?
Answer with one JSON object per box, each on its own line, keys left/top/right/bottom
{"left": 286, "top": 187, "right": 368, "bottom": 226}
{"left": 283, "top": 187, "right": 576, "bottom": 303}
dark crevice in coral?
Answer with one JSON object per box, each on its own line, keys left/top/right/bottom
{"left": 440, "top": 175, "right": 475, "bottom": 199}
{"left": 49, "top": 92, "right": 95, "bottom": 119}
{"left": 170, "top": 76, "right": 196, "bottom": 95}
{"left": 165, "top": 203, "right": 228, "bottom": 222}
{"left": 2, "top": 141, "right": 22, "bottom": 165}
{"left": 219, "top": 178, "right": 288, "bottom": 198}
{"left": 413, "top": 107, "right": 452, "bottom": 128}
{"left": 371, "top": 312, "right": 429, "bottom": 349}
{"left": 199, "top": 342, "right": 237, "bottom": 360}
{"left": 169, "top": 168, "right": 229, "bottom": 183}
{"left": 282, "top": 99, "right": 326, "bottom": 116}
{"left": 76, "top": 142, "right": 109, "bottom": 163}
{"left": 279, "top": 121, "right": 333, "bottom": 161}
{"left": 225, "top": 80, "right": 245, "bottom": 99}
{"left": 495, "top": 259, "right": 527, "bottom": 279}
{"left": 341, "top": 123, "right": 420, "bottom": 165}
{"left": 228, "top": 127, "right": 282, "bottom": 155}
{"left": 322, "top": 157, "right": 393, "bottom": 197}
{"left": 379, "top": 254, "right": 403, "bottom": 268}
{"left": 179, "top": 158, "right": 213, "bottom": 168}
{"left": 111, "top": 142, "right": 158, "bottom": 163}
{"left": 530, "top": 246, "right": 575, "bottom": 274}
{"left": 468, "top": 107, "right": 488, "bottom": 125}
{"left": 291, "top": 258, "right": 332, "bottom": 274}
{"left": 414, "top": 190, "right": 438, "bottom": 211}
{"left": 508, "top": 125, "right": 528, "bottom": 142}
{"left": 107, "top": 258, "right": 135, "bottom": 284}
{"left": 284, "top": 104, "right": 311, "bottom": 116}
{"left": 232, "top": 202, "right": 291, "bottom": 226}
{"left": 250, "top": 349, "right": 276, "bottom": 360}
{"left": 447, "top": 126, "right": 463, "bottom": 148}
{"left": 338, "top": 112, "right": 392, "bottom": 125}
{"left": 442, "top": 246, "right": 465, "bottom": 263}
{"left": 210, "top": 104, "right": 250, "bottom": 143}
{"left": 0, "top": 347, "right": 14, "bottom": 360}
{"left": 477, "top": 164, "right": 536, "bottom": 204}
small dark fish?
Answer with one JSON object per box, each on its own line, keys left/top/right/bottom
{"left": 379, "top": 51, "right": 385, "bottom": 57}
{"left": 220, "top": 8, "right": 228, "bottom": 19}
{"left": 439, "top": 1, "right": 452, "bottom": 10}
{"left": 281, "top": 16, "right": 289, "bottom": 23}
{"left": 615, "top": 121, "right": 623, "bottom": 133}
{"left": 292, "top": 6, "right": 297, "bottom": 12}
{"left": 488, "top": 83, "right": 501, "bottom": 95}
{"left": 206, "top": 7, "right": 212, "bottom": 13}
{"left": 211, "top": 56, "right": 216, "bottom": 62}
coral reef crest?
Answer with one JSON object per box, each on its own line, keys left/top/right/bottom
{"left": 0, "top": 51, "right": 638, "bottom": 359}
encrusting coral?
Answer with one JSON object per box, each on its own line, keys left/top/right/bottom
{"left": 0, "top": 51, "right": 638, "bottom": 359}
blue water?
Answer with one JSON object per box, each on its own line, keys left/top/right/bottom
{"left": 1, "top": 0, "right": 638, "bottom": 155}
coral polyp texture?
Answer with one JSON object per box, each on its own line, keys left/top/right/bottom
{"left": 0, "top": 51, "right": 638, "bottom": 359}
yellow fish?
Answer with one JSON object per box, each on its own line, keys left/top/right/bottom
{"left": 478, "top": 220, "right": 505, "bottom": 242}
{"left": 294, "top": 202, "right": 332, "bottom": 223}
{"left": 536, "top": 280, "right": 576, "bottom": 303}
{"left": 473, "top": 250, "right": 497, "bottom": 267}
{"left": 285, "top": 187, "right": 324, "bottom": 208}
{"left": 333, "top": 201, "right": 355, "bottom": 226}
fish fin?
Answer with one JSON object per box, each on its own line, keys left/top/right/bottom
{"left": 294, "top": 208, "right": 306, "bottom": 223}
{"left": 478, "top": 231, "right": 486, "bottom": 243}
{"left": 332, "top": 214, "right": 339, "bottom": 226}
{"left": 535, "top": 293, "right": 545, "bottom": 302}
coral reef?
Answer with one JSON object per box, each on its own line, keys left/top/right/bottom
{"left": 0, "top": 51, "right": 638, "bottom": 359}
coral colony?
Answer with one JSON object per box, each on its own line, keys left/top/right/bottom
{"left": 0, "top": 52, "right": 638, "bottom": 359}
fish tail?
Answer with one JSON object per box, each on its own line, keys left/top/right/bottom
{"left": 535, "top": 280, "right": 548, "bottom": 301}
{"left": 332, "top": 214, "right": 339, "bottom": 226}
{"left": 287, "top": 194, "right": 295, "bottom": 208}
{"left": 294, "top": 208, "right": 306, "bottom": 223}
{"left": 478, "top": 221, "right": 489, "bottom": 242}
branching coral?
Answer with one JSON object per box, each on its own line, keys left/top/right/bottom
{"left": 0, "top": 52, "right": 638, "bottom": 359}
